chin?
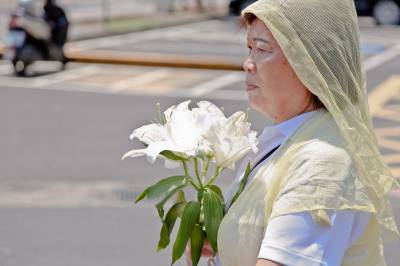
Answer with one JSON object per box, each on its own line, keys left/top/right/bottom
{"left": 248, "top": 101, "right": 274, "bottom": 119}
{"left": 248, "top": 100, "right": 262, "bottom": 114}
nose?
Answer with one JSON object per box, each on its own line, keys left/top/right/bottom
{"left": 243, "top": 57, "right": 256, "bottom": 73}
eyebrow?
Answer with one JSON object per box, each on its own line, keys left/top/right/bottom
{"left": 253, "top": 37, "right": 272, "bottom": 44}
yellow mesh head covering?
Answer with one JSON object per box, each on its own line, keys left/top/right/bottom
{"left": 242, "top": 0, "right": 400, "bottom": 238}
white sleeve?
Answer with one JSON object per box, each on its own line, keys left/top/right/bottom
{"left": 257, "top": 210, "right": 371, "bottom": 266}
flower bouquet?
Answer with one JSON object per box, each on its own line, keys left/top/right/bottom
{"left": 123, "top": 100, "right": 258, "bottom": 265}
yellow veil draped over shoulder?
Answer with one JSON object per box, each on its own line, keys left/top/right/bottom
{"left": 217, "top": 1, "right": 400, "bottom": 265}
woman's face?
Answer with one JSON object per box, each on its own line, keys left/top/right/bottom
{"left": 244, "top": 18, "right": 314, "bottom": 123}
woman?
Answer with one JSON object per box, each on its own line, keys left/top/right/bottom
{"left": 187, "top": 0, "right": 399, "bottom": 265}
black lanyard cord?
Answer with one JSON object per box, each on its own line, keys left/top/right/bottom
{"left": 228, "top": 145, "right": 281, "bottom": 210}
{"left": 250, "top": 145, "right": 281, "bottom": 173}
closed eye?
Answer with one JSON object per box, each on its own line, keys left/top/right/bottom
{"left": 247, "top": 46, "right": 252, "bottom": 54}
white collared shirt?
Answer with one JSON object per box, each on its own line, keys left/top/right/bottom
{"left": 224, "top": 110, "right": 316, "bottom": 206}
{"left": 216, "top": 111, "right": 371, "bottom": 266}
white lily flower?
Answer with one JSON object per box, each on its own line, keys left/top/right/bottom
{"left": 129, "top": 123, "right": 165, "bottom": 144}
{"left": 122, "top": 100, "right": 227, "bottom": 163}
{"left": 203, "top": 111, "right": 258, "bottom": 169}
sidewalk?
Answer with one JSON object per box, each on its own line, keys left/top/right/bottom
{"left": 68, "top": 11, "right": 227, "bottom": 42}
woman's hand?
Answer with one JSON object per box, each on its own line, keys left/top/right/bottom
{"left": 185, "top": 239, "right": 214, "bottom": 266}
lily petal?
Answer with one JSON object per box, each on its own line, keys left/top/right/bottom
{"left": 130, "top": 123, "right": 166, "bottom": 144}
{"left": 121, "top": 148, "right": 148, "bottom": 160}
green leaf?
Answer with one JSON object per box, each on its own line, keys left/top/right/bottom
{"left": 176, "top": 190, "right": 186, "bottom": 203}
{"left": 158, "top": 202, "right": 186, "bottom": 251}
{"left": 156, "top": 184, "right": 187, "bottom": 220}
{"left": 160, "top": 150, "right": 187, "bottom": 161}
{"left": 230, "top": 162, "right": 251, "bottom": 206}
{"left": 243, "top": 161, "right": 252, "bottom": 182}
{"left": 207, "top": 184, "right": 226, "bottom": 215}
{"left": 135, "top": 175, "right": 187, "bottom": 203}
{"left": 190, "top": 224, "right": 204, "bottom": 266}
{"left": 197, "top": 188, "right": 204, "bottom": 203}
{"left": 208, "top": 185, "right": 224, "bottom": 202}
{"left": 172, "top": 201, "right": 201, "bottom": 265}
{"left": 203, "top": 188, "right": 224, "bottom": 253}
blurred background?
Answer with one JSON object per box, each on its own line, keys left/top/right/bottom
{"left": 0, "top": 0, "right": 400, "bottom": 265}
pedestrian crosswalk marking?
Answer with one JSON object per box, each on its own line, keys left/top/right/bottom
{"left": 110, "top": 69, "right": 171, "bottom": 92}
{"left": 31, "top": 65, "right": 100, "bottom": 88}
{"left": 187, "top": 72, "right": 244, "bottom": 97}
{"left": 0, "top": 63, "right": 12, "bottom": 75}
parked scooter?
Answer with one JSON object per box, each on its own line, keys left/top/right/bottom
{"left": 4, "top": 0, "right": 67, "bottom": 76}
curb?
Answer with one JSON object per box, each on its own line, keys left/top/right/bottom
{"left": 0, "top": 46, "right": 242, "bottom": 71}
{"left": 65, "top": 49, "right": 243, "bottom": 71}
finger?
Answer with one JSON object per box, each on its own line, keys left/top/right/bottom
{"left": 185, "top": 250, "right": 192, "bottom": 266}
{"left": 201, "top": 249, "right": 214, "bottom": 257}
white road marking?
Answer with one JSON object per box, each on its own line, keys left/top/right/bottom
{"left": 187, "top": 72, "right": 244, "bottom": 97}
{"left": 368, "top": 75, "right": 400, "bottom": 116}
{"left": 0, "top": 62, "right": 12, "bottom": 75}
{"left": 109, "top": 69, "right": 171, "bottom": 92}
{"left": 0, "top": 181, "right": 153, "bottom": 208}
{"left": 363, "top": 43, "right": 400, "bottom": 72}
{"left": 30, "top": 65, "right": 100, "bottom": 88}
{"left": 0, "top": 65, "right": 100, "bottom": 89}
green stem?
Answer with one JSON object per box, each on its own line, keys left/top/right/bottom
{"left": 156, "top": 102, "right": 165, "bottom": 124}
{"left": 193, "top": 158, "right": 203, "bottom": 187}
{"left": 188, "top": 179, "right": 200, "bottom": 191}
{"left": 182, "top": 160, "right": 189, "bottom": 176}
{"left": 202, "top": 156, "right": 211, "bottom": 183}
{"left": 183, "top": 160, "right": 201, "bottom": 191}
{"left": 206, "top": 166, "right": 222, "bottom": 186}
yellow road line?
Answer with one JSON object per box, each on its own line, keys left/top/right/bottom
{"left": 374, "top": 111, "right": 400, "bottom": 123}
{"left": 376, "top": 127, "right": 400, "bottom": 137}
{"left": 382, "top": 154, "right": 400, "bottom": 164}
{"left": 376, "top": 107, "right": 400, "bottom": 117}
{"left": 378, "top": 137, "right": 400, "bottom": 152}
{"left": 368, "top": 75, "right": 400, "bottom": 116}
{"left": 391, "top": 167, "right": 400, "bottom": 178}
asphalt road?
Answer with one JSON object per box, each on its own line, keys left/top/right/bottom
{"left": 1, "top": 18, "right": 400, "bottom": 266}
{"left": 0, "top": 84, "right": 249, "bottom": 266}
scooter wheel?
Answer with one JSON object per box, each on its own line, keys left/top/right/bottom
{"left": 13, "top": 60, "right": 26, "bottom": 77}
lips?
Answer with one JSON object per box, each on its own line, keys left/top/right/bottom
{"left": 245, "top": 82, "right": 258, "bottom": 91}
